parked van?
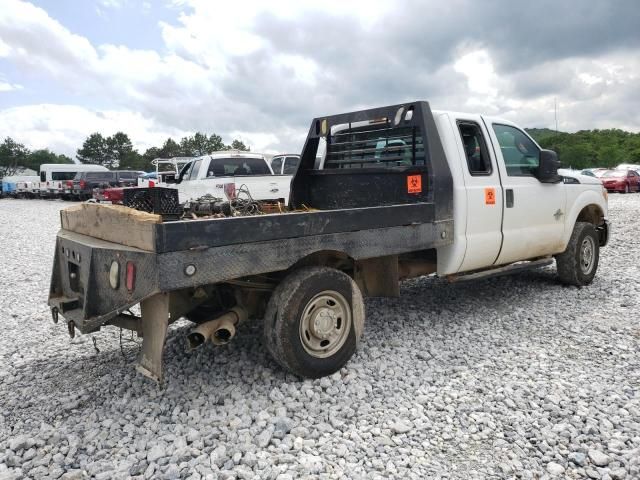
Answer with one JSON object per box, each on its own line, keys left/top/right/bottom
{"left": 39, "top": 164, "right": 109, "bottom": 198}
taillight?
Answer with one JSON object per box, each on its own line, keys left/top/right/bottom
{"left": 149, "top": 180, "right": 155, "bottom": 188}
{"left": 224, "top": 183, "right": 236, "bottom": 199}
{"left": 126, "top": 261, "right": 136, "bottom": 291}
{"left": 104, "top": 190, "right": 111, "bottom": 200}
{"left": 80, "top": 180, "right": 86, "bottom": 189}
{"left": 66, "top": 180, "right": 73, "bottom": 188}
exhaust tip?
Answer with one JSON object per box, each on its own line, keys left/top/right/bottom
{"left": 212, "top": 328, "right": 233, "bottom": 345}
{"left": 187, "top": 332, "right": 206, "bottom": 350}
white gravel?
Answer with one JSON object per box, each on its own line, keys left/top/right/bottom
{"left": 0, "top": 196, "right": 639, "bottom": 480}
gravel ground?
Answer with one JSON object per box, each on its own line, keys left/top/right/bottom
{"left": 0, "top": 196, "right": 639, "bottom": 480}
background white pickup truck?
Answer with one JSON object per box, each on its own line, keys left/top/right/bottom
{"left": 175, "top": 151, "right": 292, "bottom": 203}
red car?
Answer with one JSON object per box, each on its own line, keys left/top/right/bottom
{"left": 93, "top": 186, "right": 124, "bottom": 203}
{"left": 600, "top": 169, "right": 640, "bottom": 193}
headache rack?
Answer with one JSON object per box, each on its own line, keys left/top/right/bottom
{"left": 324, "top": 120, "right": 426, "bottom": 169}
{"left": 290, "top": 101, "right": 453, "bottom": 216}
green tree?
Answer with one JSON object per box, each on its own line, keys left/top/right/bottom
{"left": 528, "top": 128, "right": 640, "bottom": 169}
{"left": 25, "top": 149, "right": 73, "bottom": 172}
{"left": 0, "top": 137, "right": 30, "bottom": 179}
{"left": 180, "top": 132, "right": 226, "bottom": 156}
{"left": 77, "top": 133, "right": 108, "bottom": 166}
{"left": 106, "top": 132, "right": 134, "bottom": 169}
{"left": 228, "top": 139, "right": 249, "bottom": 151}
{"left": 158, "top": 138, "right": 182, "bottom": 158}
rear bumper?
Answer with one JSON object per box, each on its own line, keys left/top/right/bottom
{"left": 48, "top": 230, "right": 159, "bottom": 333}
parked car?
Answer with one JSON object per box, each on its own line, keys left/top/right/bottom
{"left": 270, "top": 155, "right": 301, "bottom": 175}
{"left": 616, "top": 163, "right": 640, "bottom": 171}
{"left": 72, "top": 170, "right": 143, "bottom": 200}
{"left": 39, "top": 164, "right": 109, "bottom": 199}
{"left": 600, "top": 169, "right": 640, "bottom": 193}
{"left": 93, "top": 187, "right": 125, "bottom": 204}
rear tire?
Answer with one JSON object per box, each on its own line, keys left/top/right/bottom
{"left": 263, "top": 267, "right": 365, "bottom": 378}
{"left": 555, "top": 222, "right": 599, "bottom": 286}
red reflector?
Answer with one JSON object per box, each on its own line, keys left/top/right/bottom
{"left": 126, "top": 261, "right": 136, "bottom": 291}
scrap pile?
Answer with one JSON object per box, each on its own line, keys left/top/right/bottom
{"left": 122, "top": 185, "right": 295, "bottom": 221}
{"left": 182, "top": 186, "right": 284, "bottom": 219}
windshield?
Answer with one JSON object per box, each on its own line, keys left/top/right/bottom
{"left": 603, "top": 170, "right": 626, "bottom": 178}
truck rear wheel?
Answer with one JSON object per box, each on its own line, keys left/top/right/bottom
{"left": 555, "top": 222, "right": 599, "bottom": 286}
{"left": 263, "top": 267, "right": 365, "bottom": 378}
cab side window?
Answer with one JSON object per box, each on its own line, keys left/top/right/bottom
{"left": 271, "top": 156, "right": 284, "bottom": 174}
{"left": 492, "top": 124, "right": 540, "bottom": 176}
{"left": 457, "top": 122, "right": 492, "bottom": 175}
{"left": 283, "top": 156, "right": 300, "bottom": 174}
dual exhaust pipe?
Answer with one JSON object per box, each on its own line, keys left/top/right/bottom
{"left": 187, "top": 306, "right": 247, "bottom": 350}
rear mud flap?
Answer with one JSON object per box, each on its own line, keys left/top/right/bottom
{"left": 136, "top": 293, "right": 169, "bottom": 383}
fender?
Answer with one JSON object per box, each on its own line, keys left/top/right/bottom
{"left": 562, "top": 188, "right": 608, "bottom": 249}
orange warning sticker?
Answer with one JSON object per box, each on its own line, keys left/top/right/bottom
{"left": 407, "top": 175, "right": 422, "bottom": 194}
{"left": 484, "top": 187, "right": 496, "bottom": 205}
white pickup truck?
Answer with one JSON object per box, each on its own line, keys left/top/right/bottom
{"left": 48, "top": 101, "right": 609, "bottom": 381}
{"left": 174, "top": 151, "right": 292, "bottom": 204}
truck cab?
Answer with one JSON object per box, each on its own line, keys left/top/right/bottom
{"left": 429, "top": 111, "right": 608, "bottom": 275}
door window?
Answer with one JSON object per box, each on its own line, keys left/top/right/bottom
{"left": 283, "top": 157, "right": 300, "bottom": 174}
{"left": 51, "top": 172, "right": 77, "bottom": 181}
{"left": 189, "top": 159, "right": 203, "bottom": 180}
{"left": 271, "top": 157, "right": 284, "bottom": 174}
{"left": 457, "top": 122, "right": 492, "bottom": 175}
{"left": 492, "top": 124, "right": 540, "bottom": 176}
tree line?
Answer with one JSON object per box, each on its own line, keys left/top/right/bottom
{"left": 76, "top": 132, "right": 249, "bottom": 171}
{"left": 3, "top": 126, "right": 640, "bottom": 179}
{"left": 0, "top": 137, "right": 72, "bottom": 178}
{"left": 526, "top": 128, "right": 640, "bottom": 170}
{"left": 0, "top": 131, "right": 249, "bottom": 179}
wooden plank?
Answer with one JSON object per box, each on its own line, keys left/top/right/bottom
{"left": 60, "top": 203, "right": 161, "bottom": 252}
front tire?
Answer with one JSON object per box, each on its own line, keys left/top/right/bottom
{"left": 555, "top": 222, "right": 599, "bottom": 286}
{"left": 263, "top": 267, "right": 365, "bottom": 378}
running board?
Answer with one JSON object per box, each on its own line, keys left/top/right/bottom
{"left": 448, "top": 258, "right": 554, "bottom": 283}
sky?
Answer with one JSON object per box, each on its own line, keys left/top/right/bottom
{"left": 0, "top": 0, "right": 639, "bottom": 158}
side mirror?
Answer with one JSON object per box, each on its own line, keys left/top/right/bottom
{"left": 535, "top": 149, "right": 562, "bottom": 183}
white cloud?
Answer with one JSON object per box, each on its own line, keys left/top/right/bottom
{"left": 0, "top": 80, "right": 22, "bottom": 92}
{"left": 0, "top": 0, "right": 638, "bottom": 159}
{"left": 0, "top": 104, "right": 190, "bottom": 157}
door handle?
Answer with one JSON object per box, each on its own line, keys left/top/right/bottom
{"left": 270, "top": 188, "right": 279, "bottom": 193}
{"left": 505, "top": 189, "right": 514, "bottom": 208}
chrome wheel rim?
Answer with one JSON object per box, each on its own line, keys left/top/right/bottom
{"left": 299, "top": 290, "right": 351, "bottom": 358}
{"left": 580, "top": 236, "right": 596, "bottom": 275}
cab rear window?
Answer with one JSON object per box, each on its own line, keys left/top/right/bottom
{"left": 206, "top": 158, "right": 271, "bottom": 177}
